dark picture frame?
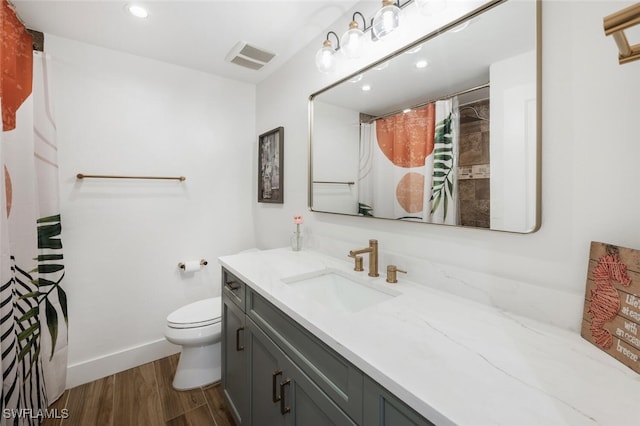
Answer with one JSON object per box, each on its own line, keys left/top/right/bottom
{"left": 258, "top": 126, "right": 284, "bottom": 203}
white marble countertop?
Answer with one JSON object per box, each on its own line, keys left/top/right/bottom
{"left": 219, "top": 248, "right": 640, "bottom": 426}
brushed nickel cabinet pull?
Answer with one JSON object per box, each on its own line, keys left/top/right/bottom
{"left": 235, "top": 327, "right": 244, "bottom": 351}
{"left": 272, "top": 370, "right": 283, "bottom": 402}
{"left": 279, "top": 379, "right": 291, "bottom": 415}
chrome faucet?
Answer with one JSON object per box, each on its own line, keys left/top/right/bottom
{"left": 349, "top": 239, "right": 379, "bottom": 277}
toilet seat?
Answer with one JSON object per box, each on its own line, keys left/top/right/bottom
{"left": 167, "top": 297, "right": 221, "bottom": 329}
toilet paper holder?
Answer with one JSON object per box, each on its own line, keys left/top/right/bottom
{"left": 178, "top": 259, "right": 208, "bottom": 270}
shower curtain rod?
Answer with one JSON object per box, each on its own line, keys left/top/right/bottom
{"left": 76, "top": 173, "right": 186, "bottom": 181}
{"left": 363, "top": 82, "right": 490, "bottom": 123}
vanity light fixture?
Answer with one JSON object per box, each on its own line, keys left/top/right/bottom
{"left": 372, "top": 0, "right": 402, "bottom": 40}
{"left": 126, "top": 4, "right": 149, "bottom": 19}
{"left": 316, "top": 0, "right": 442, "bottom": 73}
{"left": 341, "top": 12, "right": 369, "bottom": 59}
{"left": 315, "top": 31, "right": 340, "bottom": 73}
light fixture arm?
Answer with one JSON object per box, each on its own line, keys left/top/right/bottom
{"left": 383, "top": 0, "right": 412, "bottom": 7}
{"left": 351, "top": 11, "right": 370, "bottom": 32}
{"left": 325, "top": 31, "right": 341, "bottom": 51}
{"left": 353, "top": 1, "right": 419, "bottom": 40}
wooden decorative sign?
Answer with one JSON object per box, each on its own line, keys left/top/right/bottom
{"left": 581, "top": 242, "right": 640, "bottom": 373}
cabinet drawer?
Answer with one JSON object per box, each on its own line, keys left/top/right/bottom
{"left": 222, "top": 268, "right": 245, "bottom": 311}
{"left": 247, "top": 288, "right": 363, "bottom": 424}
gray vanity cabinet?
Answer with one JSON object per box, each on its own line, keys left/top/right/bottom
{"left": 221, "top": 267, "right": 434, "bottom": 426}
{"left": 247, "top": 318, "right": 356, "bottom": 426}
{"left": 222, "top": 269, "right": 248, "bottom": 425}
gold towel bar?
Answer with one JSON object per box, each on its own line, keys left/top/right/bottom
{"left": 604, "top": 3, "right": 640, "bottom": 65}
{"left": 77, "top": 173, "right": 186, "bottom": 181}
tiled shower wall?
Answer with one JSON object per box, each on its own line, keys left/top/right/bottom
{"left": 458, "top": 99, "right": 490, "bottom": 228}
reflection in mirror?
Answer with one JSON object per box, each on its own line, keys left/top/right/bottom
{"left": 309, "top": 0, "right": 539, "bottom": 233}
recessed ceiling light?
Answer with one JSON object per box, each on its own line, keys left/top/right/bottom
{"left": 415, "top": 59, "right": 428, "bottom": 69}
{"left": 361, "top": 84, "right": 371, "bottom": 92}
{"left": 127, "top": 4, "right": 149, "bottom": 19}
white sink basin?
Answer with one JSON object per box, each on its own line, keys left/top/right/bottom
{"left": 282, "top": 269, "right": 399, "bottom": 313}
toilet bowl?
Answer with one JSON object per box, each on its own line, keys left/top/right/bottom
{"left": 164, "top": 297, "right": 222, "bottom": 390}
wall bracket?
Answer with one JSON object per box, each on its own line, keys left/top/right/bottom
{"left": 604, "top": 3, "right": 640, "bottom": 65}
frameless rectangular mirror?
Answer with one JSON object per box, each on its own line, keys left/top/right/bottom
{"left": 309, "top": 0, "right": 540, "bottom": 233}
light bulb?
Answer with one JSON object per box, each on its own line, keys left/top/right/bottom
{"left": 315, "top": 40, "right": 337, "bottom": 73}
{"left": 341, "top": 23, "right": 365, "bottom": 59}
{"left": 372, "top": 0, "right": 401, "bottom": 40}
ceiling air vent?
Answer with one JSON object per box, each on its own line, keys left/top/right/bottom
{"left": 225, "top": 41, "right": 276, "bottom": 71}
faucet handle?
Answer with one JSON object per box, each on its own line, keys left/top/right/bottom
{"left": 386, "top": 265, "right": 407, "bottom": 283}
{"left": 348, "top": 253, "right": 364, "bottom": 272}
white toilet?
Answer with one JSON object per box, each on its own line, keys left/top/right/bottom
{"left": 164, "top": 297, "right": 222, "bottom": 390}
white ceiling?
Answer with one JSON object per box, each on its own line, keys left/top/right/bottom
{"left": 12, "top": 0, "right": 361, "bottom": 84}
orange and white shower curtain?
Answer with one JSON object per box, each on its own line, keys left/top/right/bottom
{"left": 1, "top": 1, "right": 67, "bottom": 423}
{"left": 359, "top": 98, "right": 459, "bottom": 224}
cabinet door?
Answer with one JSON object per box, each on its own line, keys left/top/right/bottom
{"left": 363, "top": 377, "right": 434, "bottom": 426}
{"left": 222, "top": 294, "right": 248, "bottom": 425}
{"left": 248, "top": 319, "right": 356, "bottom": 426}
{"left": 246, "top": 319, "right": 286, "bottom": 426}
{"left": 246, "top": 287, "right": 363, "bottom": 423}
{"left": 282, "top": 357, "right": 357, "bottom": 426}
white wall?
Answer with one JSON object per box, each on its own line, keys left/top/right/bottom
{"left": 311, "top": 100, "right": 360, "bottom": 214}
{"left": 255, "top": 0, "right": 640, "bottom": 330}
{"left": 47, "top": 35, "right": 256, "bottom": 387}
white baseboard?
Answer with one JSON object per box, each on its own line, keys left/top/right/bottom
{"left": 66, "top": 338, "right": 180, "bottom": 388}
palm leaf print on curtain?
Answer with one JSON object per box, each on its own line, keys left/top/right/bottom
{"left": 1, "top": 1, "right": 68, "bottom": 422}
{"left": 358, "top": 99, "right": 459, "bottom": 223}
{"left": 425, "top": 98, "right": 459, "bottom": 224}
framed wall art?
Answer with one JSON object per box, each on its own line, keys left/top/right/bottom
{"left": 258, "top": 126, "right": 284, "bottom": 203}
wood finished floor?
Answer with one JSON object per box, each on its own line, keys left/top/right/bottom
{"left": 42, "top": 353, "right": 235, "bottom": 426}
